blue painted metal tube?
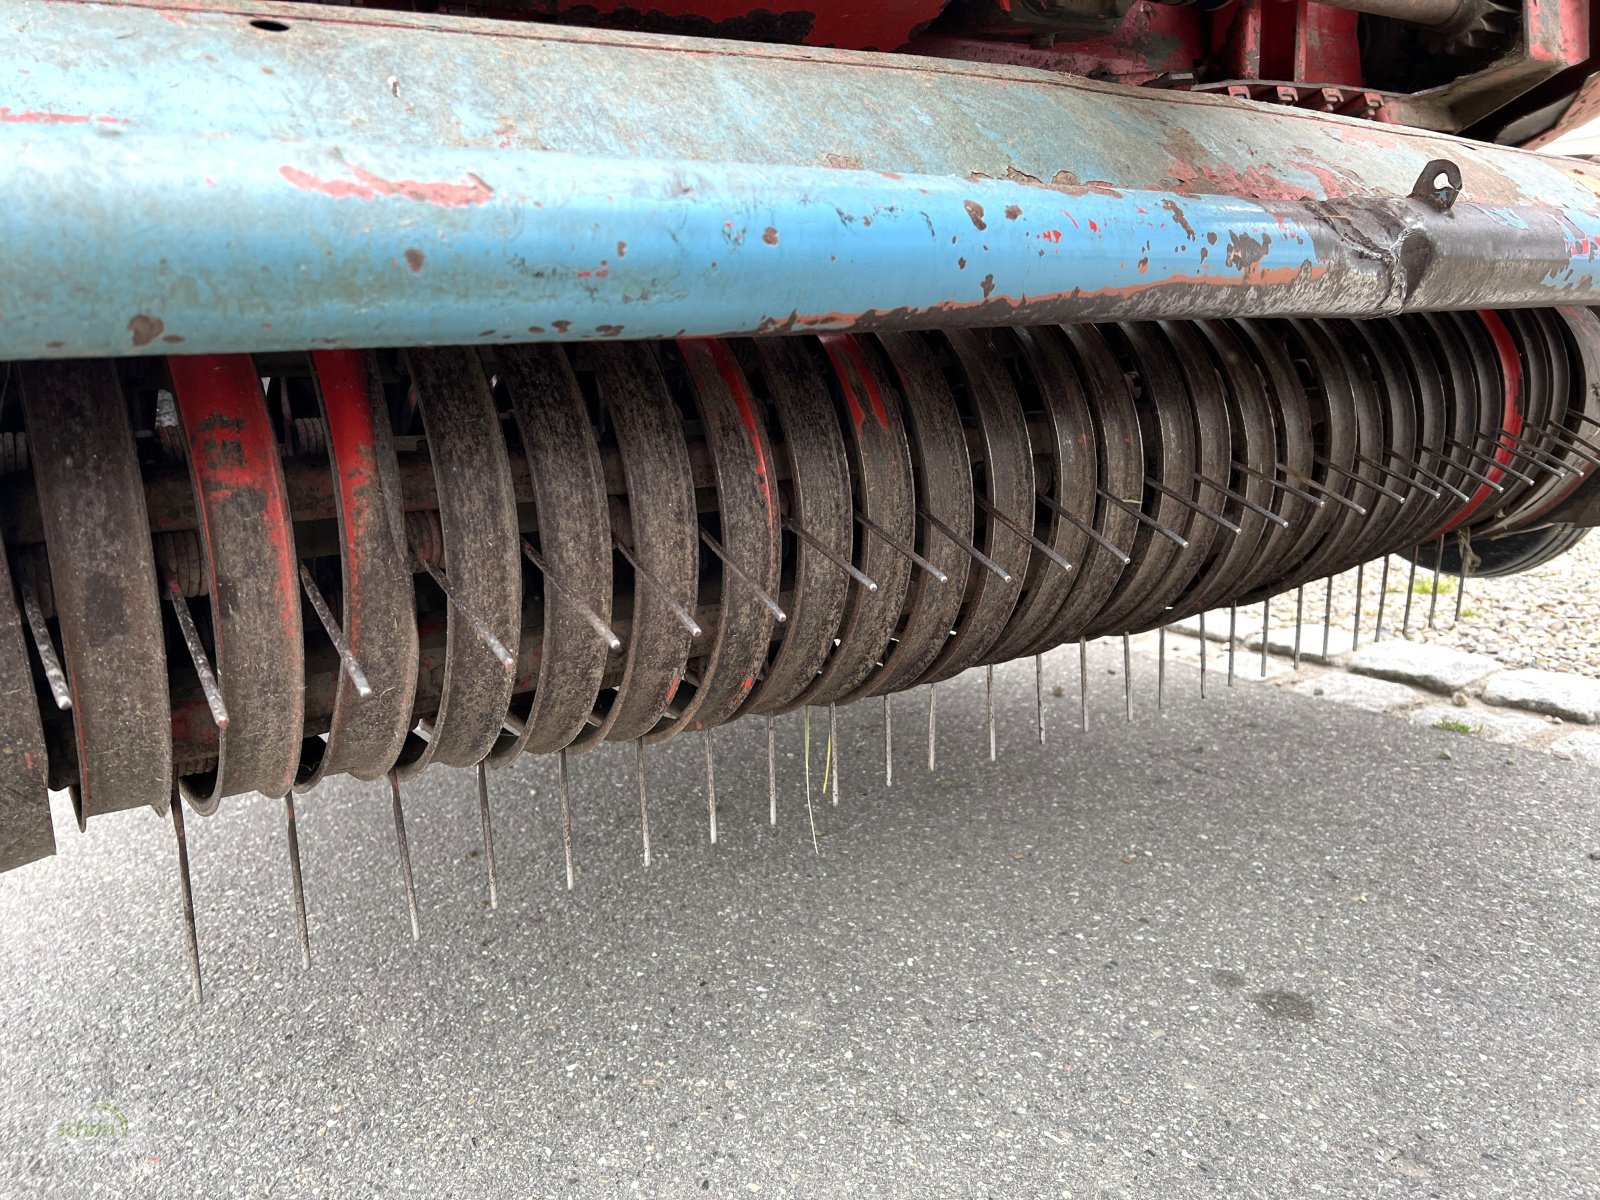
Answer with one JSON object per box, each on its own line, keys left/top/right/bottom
{"left": 3, "top": 1, "right": 1600, "bottom": 360}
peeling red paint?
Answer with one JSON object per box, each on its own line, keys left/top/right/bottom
{"left": 279, "top": 163, "right": 493, "bottom": 208}
{"left": 404, "top": 248, "right": 425, "bottom": 272}
{"left": 819, "top": 333, "right": 890, "bottom": 432}
{"left": 0, "top": 107, "right": 126, "bottom": 126}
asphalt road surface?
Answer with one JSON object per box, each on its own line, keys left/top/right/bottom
{"left": 2, "top": 642, "right": 1599, "bottom": 1198}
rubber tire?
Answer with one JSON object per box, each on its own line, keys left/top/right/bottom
{"left": 1403, "top": 524, "right": 1591, "bottom": 579}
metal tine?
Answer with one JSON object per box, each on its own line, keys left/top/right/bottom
{"left": 1227, "top": 604, "right": 1238, "bottom": 687}
{"left": 1321, "top": 577, "right": 1334, "bottom": 660}
{"left": 927, "top": 682, "right": 938, "bottom": 771}
{"left": 1143, "top": 477, "right": 1241, "bottom": 534}
{"left": 1296, "top": 472, "right": 1368, "bottom": 516}
{"left": 388, "top": 769, "right": 421, "bottom": 942}
{"left": 1352, "top": 562, "right": 1365, "bottom": 650}
{"left": 783, "top": 517, "right": 878, "bottom": 593}
{"left": 19, "top": 576, "right": 71, "bottom": 711}
{"left": 1375, "top": 555, "right": 1392, "bottom": 641}
{"left": 855, "top": 510, "right": 948, "bottom": 584}
{"left": 1402, "top": 550, "right": 1419, "bottom": 636}
{"left": 523, "top": 540, "right": 623, "bottom": 651}
{"left": 699, "top": 527, "right": 787, "bottom": 623}
{"left": 614, "top": 536, "right": 702, "bottom": 640}
{"left": 920, "top": 506, "right": 1014, "bottom": 583}
{"left": 299, "top": 565, "right": 374, "bottom": 699}
{"left": 1078, "top": 639, "right": 1089, "bottom": 732}
{"left": 475, "top": 761, "right": 499, "bottom": 910}
{"left": 1385, "top": 451, "right": 1471, "bottom": 502}
{"left": 170, "top": 792, "right": 203, "bottom": 1004}
{"left": 764, "top": 717, "right": 777, "bottom": 828}
{"left": 164, "top": 577, "right": 229, "bottom": 729}
{"left": 415, "top": 553, "right": 518, "bottom": 669}
{"left": 1037, "top": 491, "right": 1132, "bottom": 564}
{"left": 704, "top": 728, "right": 718, "bottom": 843}
{"left": 558, "top": 748, "right": 575, "bottom": 890}
{"left": 974, "top": 495, "right": 1074, "bottom": 573}
{"left": 1157, "top": 626, "right": 1166, "bottom": 711}
{"left": 986, "top": 667, "right": 997, "bottom": 762}
{"left": 802, "top": 707, "right": 819, "bottom": 855}
{"left": 1123, "top": 635, "right": 1134, "bottom": 719}
{"left": 1313, "top": 456, "right": 1406, "bottom": 504}
{"left": 1454, "top": 530, "right": 1470, "bottom": 625}
{"left": 1484, "top": 431, "right": 1572, "bottom": 476}
{"left": 1193, "top": 473, "right": 1290, "bottom": 528}
{"left": 883, "top": 695, "right": 894, "bottom": 786}
{"left": 1443, "top": 436, "right": 1536, "bottom": 486}
{"left": 1198, "top": 615, "right": 1208, "bottom": 699}
{"left": 1532, "top": 423, "right": 1600, "bottom": 465}
{"left": 1035, "top": 654, "right": 1045, "bottom": 745}
{"left": 1260, "top": 597, "right": 1270, "bottom": 678}
{"left": 1232, "top": 461, "right": 1327, "bottom": 509}
{"left": 1430, "top": 448, "right": 1506, "bottom": 493}
{"left": 1428, "top": 534, "right": 1445, "bottom": 629}
{"left": 1351, "top": 451, "right": 1441, "bottom": 499}
{"left": 1576, "top": 412, "right": 1600, "bottom": 432}
{"left": 284, "top": 794, "right": 310, "bottom": 970}
{"left": 637, "top": 738, "right": 653, "bottom": 864}
{"left": 1293, "top": 585, "right": 1305, "bottom": 669}
{"left": 829, "top": 702, "right": 841, "bottom": 801}
{"left": 1095, "top": 487, "right": 1189, "bottom": 548}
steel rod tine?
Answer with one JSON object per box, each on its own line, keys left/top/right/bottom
{"left": 927, "top": 682, "right": 938, "bottom": 772}
{"left": 284, "top": 793, "right": 311, "bottom": 970}
{"left": 986, "top": 666, "right": 997, "bottom": 761}
{"left": 18, "top": 577, "right": 71, "bottom": 711}
{"left": 1454, "top": 530, "right": 1469, "bottom": 625}
{"left": 1199, "top": 614, "right": 1208, "bottom": 699}
{"left": 1352, "top": 562, "right": 1365, "bottom": 650}
{"left": 1227, "top": 604, "right": 1237, "bottom": 688}
{"left": 920, "top": 506, "right": 1013, "bottom": 583}
{"left": 613, "top": 536, "right": 702, "bottom": 640}
{"left": 388, "top": 770, "right": 421, "bottom": 942}
{"left": 1036, "top": 491, "right": 1132, "bottom": 563}
{"left": 1313, "top": 456, "right": 1407, "bottom": 504}
{"left": 1078, "top": 639, "right": 1089, "bottom": 732}
{"left": 1260, "top": 597, "right": 1271, "bottom": 678}
{"left": 1293, "top": 585, "right": 1305, "bottom": 670}
{"left": 1124, "top": 635, "right": 1134, "bottom": 720}
{"left": 855, "top": 509, "right": 948, "bottom": 584}
{"left": 803, "top": 708, "right": 819, "bottom": 855}
{"left": 1193, "top": 473, "right": 1290, "bottom": 528}
{"left": 883, "top": 694, "right": 894, "bottom": 787}
{"left": 475, "top": 761, "right": 499, "bottom": 910}
{"left": 1142, "top": 477, "right": 1242, "bottom": 533}
{"left": 1402, "top": 550, "right": 1419, "bottom": 636}
{"left": 1575, "top": 411, "right": 1600, "bottom": 432}
{"left": 559, "top": 748, "right": 574, "bottom": 891}
{"left": 1321, "top": 577, "right": 1334, "bottom": 660}
{"left": 298, "top": 565, "right": 373, "bottom": 699}
{"left": 1533, "top": 423, "right": 1600, "bottom": 464}
{"left": 415, "top": 552, "right": 517, "bottom": 669}
{"left": 828, "top": 701, "right": 841, "bottom": 802}
{"left": 1157, "top": 627, "right": 1166, "bottom": 711}
{"left": 704, "top": 728, "right": 718, "bottom": 842}
{"left": 1384, "top": 451, "right": 1472, "bottom": 502}
{"left": 170, "top": 792, "right": 204, "bottom": 1004}
{"left": 1294, "top": 471, "right": 1368, "bottom": 515}
{"left": 1352, "top": 451, "right": 1441, "bottom": 499}
{"left": 1035, "top": 654, "right": 1045, "bottom": 745}
{"left": 1376, "top": 555, "right": 1391, "bottom": 641}
{"left": 1428, "top": 534, "right": 1444, "bottom": 629}
{"left": 1233, "top": 461, "right": 1325, "bottom": 509}
{"left": 522, "top": 540, "right": 623, "bottom": 651}
{"left": 1482, "top": 430, "right": 1570, "bottom": 475}
{"left": 1095, "top": 487, "right": 1189, "bottom": 548}
{"left": 1444, "top": 436, "right": 1536, "bottom": 486}
{"left": 1430, "top": 448, "right": 1506, "bottom": 493}
{"left": 757, "top": 717, "right": 773, "bottom": 828}
{"left": 974, "top": 495, "right": 1074, "bottom": 573}
{"left": 165, "top": 577, "right": 229, "bottom": 728}
{"left": 637, "top": 738, "right": 652, "bottom": 864}
{"left": 783, "top": 517, "right": 878, "bottom": 593}
{"left": 698, "top": 526, "right": 787, "bottom": 622}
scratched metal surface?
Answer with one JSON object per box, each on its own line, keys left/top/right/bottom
{"left": 3, "top": 0, "right": 1600, "bottom": 358}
